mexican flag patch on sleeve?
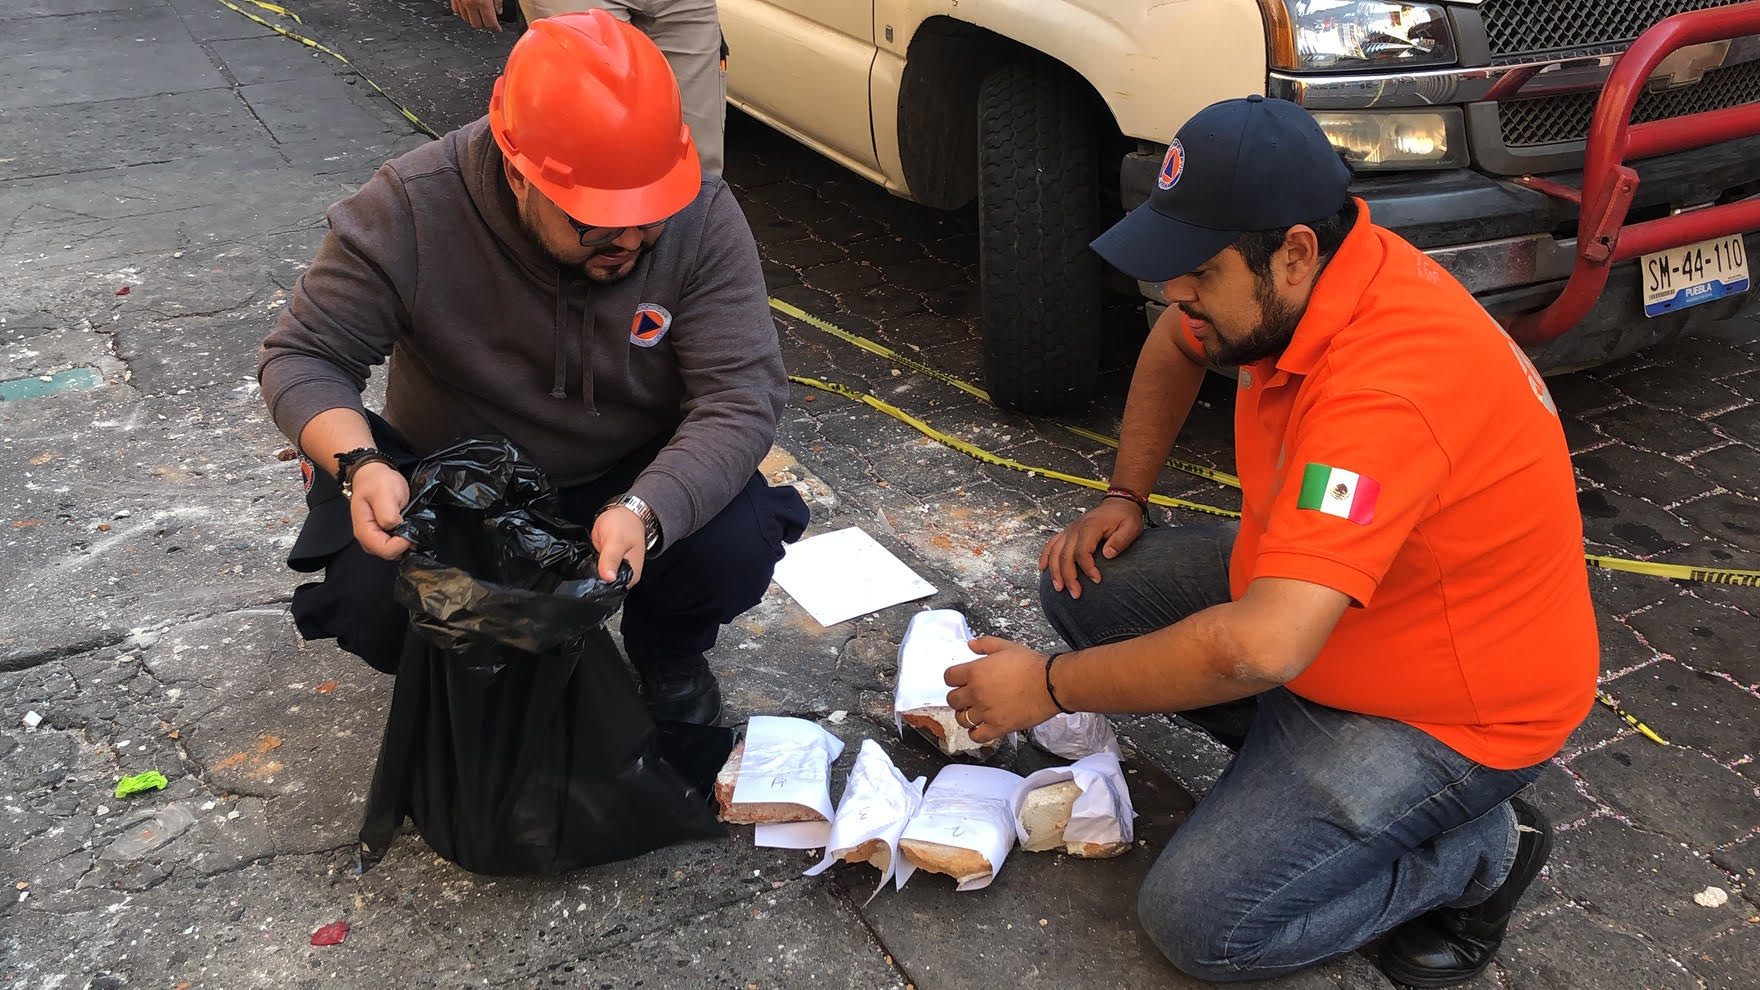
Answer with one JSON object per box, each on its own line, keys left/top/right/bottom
{"left": 1297, "top": 462, "right": 1380, "bottom": 525}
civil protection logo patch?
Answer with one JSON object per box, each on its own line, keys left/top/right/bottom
{"left": 630, "top": 303, "right": 672, "bottom": 347}
{"left": 299, "top": 456, "right": 315, "bottom": 493}
{"left": 1158, "top": 139, "right": 1186, "bottom": 190}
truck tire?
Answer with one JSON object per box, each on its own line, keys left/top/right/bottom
{"left": 977, "top": 61, "right": 1103, "bottom": 413}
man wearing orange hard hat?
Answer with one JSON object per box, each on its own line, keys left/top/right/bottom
{"left": 451, "top": 0, "right": 727, "bottom": 175}
{"left": 260, "top": 11, "right": 804, "bottom": 725}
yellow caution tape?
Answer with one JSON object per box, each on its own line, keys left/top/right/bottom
{"left": 239, "top": 0, "right": 301, "bottom": 22}
{"left": 789, "top": 376, "right": 1240, "bottom": 519}
{"left": 1054, "top": 421, "right": 1242, "bottom": 488}
{"left": 768, "top": 298, "right": 1241, "bottom": 488}
{"left": 1595, "top": 690, "right": 1669, "bottom": 745}
{"left": 1584, "top": 554, "right": 1760, "bottom": 587}
{"left": 772, "top": 298, "right": 990, "bottom": 403}
{"left": 772, "top": 303, "right": 1760, "bottom": 586}
{"left": 213, "top": 0, "right": 438, "bottom": 138}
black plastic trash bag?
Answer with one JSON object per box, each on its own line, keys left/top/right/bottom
{"left": 358, "top": 436, "right": 732, "bottom": 876}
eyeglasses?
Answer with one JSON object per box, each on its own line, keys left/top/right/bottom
{"left": 566, "top": 215, "right": 669, "bottom": 249}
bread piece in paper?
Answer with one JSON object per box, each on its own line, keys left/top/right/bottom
{"left": 717, "top": 716, "right": 845, "bottom": 826}
{"left": 893, "top": 609, "right": 1010, "bottom": 760}
{"left": 843, "top": 838, "right": 890, "bottom": 869}
{"left": 899, "top": 707, "right": 999, "bottom": 760}
{"left": 1018, "top": 780, "right": 1084, "bottom": 851}
{"left": 897, "top": 764, "right": 1024, "bottom": 891}
{"left": 716, "top": 743, "right": 821, "bottom": 824}
{"left": 1012, "top": 751, "right": 1135, "bottom": 858}
{"left": 896, "top": 840, "right": 992, "bottom": 884}
{"left": 804, "top": 739, "right": 926, "bottom": 892}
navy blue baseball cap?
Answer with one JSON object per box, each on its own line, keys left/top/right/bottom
{"left": 1091, "top": 95, "right": 1351, "bottom": 282}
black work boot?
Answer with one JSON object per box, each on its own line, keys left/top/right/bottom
{"left": 1379, "top": 797, "right": 1552, "bottom": 988}
{"left": 633, "top": 653, "right": 723, "bottom": 726}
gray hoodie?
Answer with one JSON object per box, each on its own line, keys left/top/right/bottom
{"left": 259, "top": 116, "right": 785, "bottom": 550}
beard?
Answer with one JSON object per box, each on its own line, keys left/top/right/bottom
{"left": 579, "top": 249, "right": 644, "bottom": 284}
{"left": 517, "top": 197, "right": 647, "bottom": 283}
{"left": 1191, "top": 274, "right": 1305, "bottom": 367}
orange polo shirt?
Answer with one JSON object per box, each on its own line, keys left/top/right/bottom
{"left": 1200, "top": 202, "right": 1597, "bottom": 769}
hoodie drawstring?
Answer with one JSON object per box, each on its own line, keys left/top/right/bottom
{"left": 550, "top": 278, "right": 568, "bottom": 399}
{"left": 579, "top": 315, "right": 591, "bottom": 407}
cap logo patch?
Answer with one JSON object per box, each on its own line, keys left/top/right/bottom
{"left": 630, "top": 303, "right": 672, "bottom": 347}
{"left": 1158, "top": 139, "right": 1186, "bottom": 190}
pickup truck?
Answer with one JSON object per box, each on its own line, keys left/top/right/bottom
{"left": 721, "top": 1, "right": 1760, "bottom": 412}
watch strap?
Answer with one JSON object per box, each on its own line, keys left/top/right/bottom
{"left": 601, "top": 493, "right": 661, "bottom": 550}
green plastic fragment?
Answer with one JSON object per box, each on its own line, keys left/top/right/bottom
{"left": 114, "top": 771, "right": 169, "bottom": 798}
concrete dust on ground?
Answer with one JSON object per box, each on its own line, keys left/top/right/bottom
{"left": 1, "top": 2, "right": 1757, "bottom": 989}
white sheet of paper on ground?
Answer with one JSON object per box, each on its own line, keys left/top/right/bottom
{"left": 892, "top": 609, "right": 981, "bottom": 731}
{"left": 771, "top": 526, "right": 937, "bottom": 626}
{"left": 804, "top": 740, "right": 928, "bottom": 899}
{"left": 754, "top": 819, "right": 834, "bottom": 849}
{"left": 1028, "top": 711, "right": 1122, "bottom": 761}
{"left": 1012, "top": 751, "right": 1136, "bottom": 847}
{"left": 732, "top": 716, "right": 846, "bottom": 850}
{"left": 898, "top": 763, "right": 1025, "bottom": 891}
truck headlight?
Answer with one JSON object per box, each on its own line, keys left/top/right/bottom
{"left": 1263, "top": 1, "right": 1457, "bottom": 72}
{"left": 1312, "top": 109, "right": 1467, "bottom": 169}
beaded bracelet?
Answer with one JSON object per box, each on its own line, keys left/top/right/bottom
{"left": 1103, "top": 486, "right": 1158, "bottom": 528}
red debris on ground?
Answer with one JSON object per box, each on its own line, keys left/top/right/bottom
{"left": 310, "top": 921, "right": 350, "bottom": 946}
{"left": 116, "top": 285, "right": 131, "bottom": 295}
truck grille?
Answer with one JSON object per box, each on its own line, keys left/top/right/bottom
{"left": 1497, "top": 55, "right": 1760, "bottom": 148}
{"left": 1480, "top": 0, "right": 1749, "bottom": 62}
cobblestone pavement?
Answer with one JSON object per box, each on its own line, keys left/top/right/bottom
{"left": 2, "top": 2, "right": 1757, "bottom": 988}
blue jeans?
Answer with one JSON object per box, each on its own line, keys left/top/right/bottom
{"left": 1039, "top": 525, "right": 1539, "bottom": 982}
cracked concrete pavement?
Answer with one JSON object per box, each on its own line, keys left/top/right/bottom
{"left": 2, "top": 2, "right": 1758, "bottom": 988}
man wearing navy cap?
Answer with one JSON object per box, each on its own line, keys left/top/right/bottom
{"left": 944, "top": 96, "right": 1596, "bottom": 986}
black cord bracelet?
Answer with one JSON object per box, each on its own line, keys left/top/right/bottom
{"left": 1044, "top": 651, "right": 1074, "bottom": 715}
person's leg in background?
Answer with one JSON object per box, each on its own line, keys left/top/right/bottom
{"left": 625, "top": 0, "right": 725, "bottom": 176}
{"left": 517, "top": 0, "right": 726, "bottom": 175}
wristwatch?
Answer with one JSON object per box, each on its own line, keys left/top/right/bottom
{"left": 601, "top": 493, "right": 661, "bottom": 550}
{"left": 333, "top": 447, "right": 395, "bottom": 499}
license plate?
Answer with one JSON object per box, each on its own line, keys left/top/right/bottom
{"left": 1641, "top": 234, "right": 1749, "bottom": 317}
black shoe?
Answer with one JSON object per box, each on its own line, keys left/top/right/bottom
{"left": 1379, "top": 797, "right": 1552, "bottom": 989}
{"left": 635, "top": 653, "right": 723, "bottom": 726}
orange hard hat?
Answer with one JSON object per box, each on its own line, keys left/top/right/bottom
{"left": 488, "top": 10, "right": 701, "bottom": 228}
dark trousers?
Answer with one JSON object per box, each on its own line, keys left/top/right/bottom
{"left": 291, "top": 435, "right": 808, "bottom": 675}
